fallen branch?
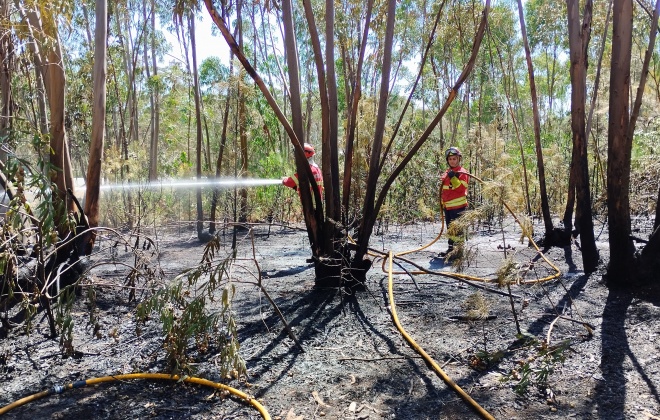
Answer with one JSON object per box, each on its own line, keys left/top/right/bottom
{"left": 338, "top": 355, "right": 423, "bottom": 362}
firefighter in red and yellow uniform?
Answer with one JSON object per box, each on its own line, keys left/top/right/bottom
{"left": 439, "top": 146, "right": 468, "bottom": 257}
{"left": 282, "top": 143, "right": 324, "bottom": 199}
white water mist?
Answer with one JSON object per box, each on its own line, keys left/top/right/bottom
{"left": 99, "top": 177, "right": 282, "bottom": 191}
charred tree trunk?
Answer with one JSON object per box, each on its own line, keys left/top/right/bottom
{"left": 566, "top": 0, "right": 599, "bottom": 272}
{"left": 606, "top": 0, "right": 635, "bottom": 284}
{"left": 655, "top": 186, "right": 660, "bottom": 233}
{"left": 607, "top": 0, "right": 660, "bottom": 285}
{"left": 280, "top": 0, "right": 324, "bottom": 258}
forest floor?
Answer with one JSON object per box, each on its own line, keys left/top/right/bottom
{"left": 1, "top": 218, "right": 660, "bottom": 420}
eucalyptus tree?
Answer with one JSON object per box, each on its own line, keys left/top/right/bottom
{"left": 565, "top": 0, "right": 598, "bottom": 272}
{"left": 0, "top": 0, "right": 13, "bottom": 163}
{"left": 18, "top": 0, "right": 76, "bottom": 224}
{"left": 515, "top": 0, "right": 556, "bottom": 243}
{"left": 200, "top": 56, "right": 233, "bottom": 234}
{"left": 188, "top": 11, "right": 210, "bottom": 240}
{"left": 606, "top": 0, "right": 660, "bottom": 285}
{"left": 145, "top": 0, "right": 161, "bottom": 181}
{"left": 112, "top": 1, "right": 141, "bottom": 162}
{"left": 562, "top": 2, "right": 611, "bottom": 235}
{"left": 170, "top": 1, "right": 214, "bottom": 241}
{"left": 198, "top": 0, "right": 490, "bottom": 284}
{"left": 82, "top": 0, "right": 108, "bottom": 254}
{"left": 14, "top": 2, "right": 48, "bottom": 144}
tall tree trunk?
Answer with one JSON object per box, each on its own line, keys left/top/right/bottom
{"left": 491, "top": 26, "right": 532, "bottom": 216}
{"left": 606, "top": 0, "right": 660, "bottom": 285}
{"left": 586, "top": 1, "right": 610, "bottom": 192}
{"left": 122, "top": 8, "right": 139, "bottom": 152}
{"left": 565, "top": 0, "right": 612, "bottom": 229}
{"left": 83, "top": 0, "right": 108, "bottom": 254}
{"left": 190, "top": 14, "right": 209, "bottom": 242}
{"left": 516, "top": 0, "right": 553, "bottom": 237}
{"left": 44, "top": 26, "right": 75, "bottom": 222}
{"left": 566, "top": 0, "right": 599, "bottom": 272}
{"left": 17, "top": 2, "right": 49, "bottom": 161}
{"left": 620, "top": 0, "right": 660, "bottom": 283}
{"left": 81, "top": 3, "right": 94, "bottom": 47}
{"left": 209, "top": 6, "right": 236, "bottom": 235}
{"left": 654, "top": 186, "right": 660, "bottom": 233}
{"left": 324, "top": 0, "right": 340, "bottom": 222}
{"left": 202, "top": 0, "right": 322, "bottom": 249}
{"left": 302, "top": 0, "right": 341, "bottom": 261}
{"left": 0, "top": 0, "right": 13, "bottom": 164}
{"left": 606, "top": 0, "right": 635, "bottom": 283}
{"left": 147, "top": 0, "right": 160, "bottom": 181}
{"left": 237, "top": 0, "right": 248, "bottom": 224}
{"left": 209, "top": 58, "right": 234, "bottom": 235}
{"left": 303, "top": 0, "right": 331, "bottom": 225}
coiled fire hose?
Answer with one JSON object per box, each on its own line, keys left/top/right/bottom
{"left": 386, "top": 251, "right": 495, "bottom": 420}
{"left": 0, "top": 373, "right": 271, "bottom": 419}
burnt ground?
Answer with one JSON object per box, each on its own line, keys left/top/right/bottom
{"left": 1, "top": 219, "right": 659, "bottom": 420}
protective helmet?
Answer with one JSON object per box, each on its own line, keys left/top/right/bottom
{"left": 304, "top": 143, "right": 315, "bottom": 157}
{"left": 445, "top": 146, "right": 462, "bottom": 160}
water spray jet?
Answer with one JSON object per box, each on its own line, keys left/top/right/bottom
{"left": 99, "top": 177, "right": 282, "bottom": 192}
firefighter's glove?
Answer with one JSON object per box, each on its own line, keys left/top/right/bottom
{"left": 447, "top": 170, "right": 456, "bottom": 179}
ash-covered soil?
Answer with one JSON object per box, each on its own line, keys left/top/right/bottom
{"left": 1, "top": 220, "right": 659, "bottom": 419}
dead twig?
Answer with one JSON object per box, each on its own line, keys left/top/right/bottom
{"left": 338, "top": 355, "right": 422, "bottom": 362}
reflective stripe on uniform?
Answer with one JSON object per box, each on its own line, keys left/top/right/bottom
{"left": 444, "top": 196, "right": 467, "bottom": 209}
{"left": 442, "top": 179, "right": 468, "bottom": 190}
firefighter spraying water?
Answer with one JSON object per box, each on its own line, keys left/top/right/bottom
{"left": 281, "top": 143, "right": 324, "bottom": 197}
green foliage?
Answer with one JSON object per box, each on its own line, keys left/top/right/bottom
{"left": 136, "top": 237, "right": 245, "bottom": 377}
{"left": 468, "top": 348, "right": 505, "bottom": 371}
{"left": 504, "top": 337, "right": 570, "bottom": 396}
{"left": 525, "top": 0, "right": 568, "bottom": 52}
{"left": 56, "top": 288, "right": 76, "bottom": 356}
{"left": 199, "top": 57, "right": 230, "bottom": 88}
{"left": 0, "top": 154, "right": 82, "bottom": 345}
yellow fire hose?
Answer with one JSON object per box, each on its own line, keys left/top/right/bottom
{"left": 386, "top": 251, "right": 495, "bottom": 420}
{"left": 368, "top": 172, "right": 568, "bottom": 419}
{"left": 1, "top": 173, "right": 563, "bottom": 420}
{"left": 0, "top": 373, "right": 270, "bottom": 419}
{"left": 377, "top": 171, "right": 562, "bottom": 284}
